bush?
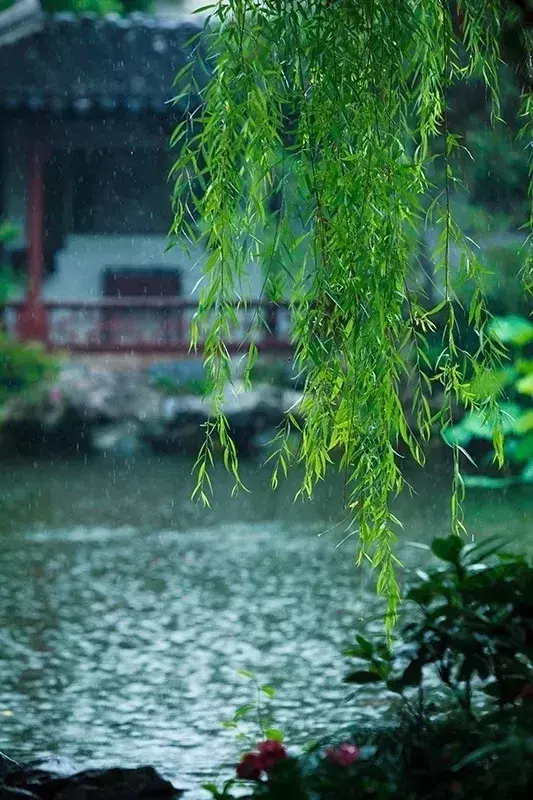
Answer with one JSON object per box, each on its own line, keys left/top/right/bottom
{"left": 41, "top": 0, "right": 153, "bottom": 13}
{"left": 444, "top": 314, "right": 533, "bottom": 485}
{"left": 207, "top": 536, "right": 533, "bottom": 799}
{"left": 0, "top": 334, "right": 59, "bottom": 404}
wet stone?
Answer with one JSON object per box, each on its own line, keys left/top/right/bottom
{"left": 0, "top": 764, "right": 184, "bottom": 800}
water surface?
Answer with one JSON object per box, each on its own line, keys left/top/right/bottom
{"left": 0, "top": 455, "right": 531, "bottom": 795}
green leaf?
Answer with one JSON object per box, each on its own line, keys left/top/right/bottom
{"left": 386, "top": 678, "right": 407, "bottom": 695}
{"left": 489, "top": 315, "right": 533, "bottom": 346}
{"left": 461, "top": 535, "right": 508, "bottom": 566}
{"left": 260, "top": 685, "right": 276, "bottom": 699}
{"left": 264, "top": 728, "right": 284, "bottom": 742}
{"left": 470, "top": 367, "right": 515, "bottom": 400}
{"left": 513, "top": 409, "right": 533, "bottom": 434}
{"left": 233, "top": 704, "right": 256, "bottom": 721}
{"left": 400, "top": 659, "right": 423, "bottom": 687}
{"left": 344, "top": 635, "right": 376, "bottom": 659}
{"left": 516, "top": 373, "right": 533, "bottom": 396}
{"left": 507, "top": 431, "right": 533, "bottom": 463}
{"left": 406, "top": 583, "right": 435, "bottom": 604}
{"left": 452, "top": 739, "right": 518, "bottom": 771}
{"left": 354, "top": 635, "right": 374, "bottom": 658}
{"left": 237, "top": 669, "right": 255, "bottom": 680}
{"left": 431, "top": 536, "right": 463, "bottom": 564}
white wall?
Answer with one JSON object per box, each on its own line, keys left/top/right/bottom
{"left": 42, "top": 234, "right": 260, "bottom": 301}
{"left": 45, "top": 235, "right": 265, "bottom": 301}
{"left": 1, "top": 123, "right": 265, "bottom": 303}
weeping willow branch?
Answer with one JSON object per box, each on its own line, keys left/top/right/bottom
{"left": 171, "top": 0, "right": 529, "bottom": 625}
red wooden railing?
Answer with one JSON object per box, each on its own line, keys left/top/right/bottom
{"left": 1, "top": 299, "right": 293, "bottom": 355}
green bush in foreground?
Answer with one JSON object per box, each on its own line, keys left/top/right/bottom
{"left": 208, "top": 536, "right": 533, "bottom": 799}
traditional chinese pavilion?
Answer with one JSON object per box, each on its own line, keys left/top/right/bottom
{"left": 0, "top": 12, "right": 289, "bottom": 354}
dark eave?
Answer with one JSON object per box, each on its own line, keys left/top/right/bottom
{"left": 0, "top": 0, "right": 42, "bottom": 47}
{"left": 0, "top": 11, "right": 205, "bottom": 116}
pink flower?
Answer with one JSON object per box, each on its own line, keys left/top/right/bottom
{"left": 236, "top": 753, "right": 263, "bottom": 781}
{"left": 257, "top": 739, "right": 287, "bottom": 771}
{"left": 326, "top": 742, "right": 360, "bottom": 767}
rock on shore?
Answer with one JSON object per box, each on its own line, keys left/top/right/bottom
{"left": 0, "top": 360, "right": 303, "bottom": 457}
{"left": 0, "top": 757, "right": 184, "bottom": 800}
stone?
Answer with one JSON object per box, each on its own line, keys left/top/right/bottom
{"left": 1, "top": 764, "right": 183, "bottom": 800}
{"left": 144, "top": 381, "right": 289, "bottom": 456}
{"left": 1, "top": 788, "right": 40, "bottom": 800}
{"left": 0, "top": 753, "right": 20, "bottom": 779}
{"left": 53, "top": 767, "right": 182, "bottom": 800}
{"left": 0, "top": 361, "right": 304, "bottom": 458}
{"left": 146, "top": 359, "right": 207, "bottom": 389}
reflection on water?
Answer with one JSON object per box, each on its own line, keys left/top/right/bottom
{"left": 0, "top": 454, "right": 531, "bottom": 795}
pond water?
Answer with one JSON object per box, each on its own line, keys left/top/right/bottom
{"left": 0, "top": 454, "right": 532, "bottom": 795}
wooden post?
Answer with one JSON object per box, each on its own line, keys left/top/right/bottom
{"left": 17, "top": 138, "right": 49, "bottom": 342}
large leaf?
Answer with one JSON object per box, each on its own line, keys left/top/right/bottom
{"left": 489, "top": 315, "right": 533, "bottom": 346}
{"left": 400, "top": 659, "right": 423, "bottom": 687}
{"left": 512, "top": 409, "right": 533, "bottom": 434}
{"left": 461, "top": 535, "right": 508, "bottom": 566}
{"left": 507, "top": 432, "right": 533, "bottom": 463}
{"left": 431, "top": 536, "right": 463, "bottom": 564}
{"left": 470, "top": 367, "right": 515, "bottom": 400}
{"left": 516, "top": 373, "right": 533, "bottom": 396}
{"left": 452, "top": 738, "right": 519, "bottom": 771}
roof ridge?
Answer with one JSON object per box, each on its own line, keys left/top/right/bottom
{"left": 42, "top": 10, "right": 203, "bottom": 31}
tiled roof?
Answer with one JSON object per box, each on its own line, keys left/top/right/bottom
{"left": 0, "top": 0, "right": 42, "bottom": 47}
{"left": 0, "top": 12, "right": 204, "bottom": 114}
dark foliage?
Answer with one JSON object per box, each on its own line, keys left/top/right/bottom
{"left": 209, "top": 536, "right": 533, "bottom": 799}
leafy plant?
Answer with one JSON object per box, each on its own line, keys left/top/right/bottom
{"left": 444, "top": 314, "right": 533, "bottom": 485}
{"left": 206, "top": 536, "right": 533, "bottom": 799}
{"left": 0, "top": 220, "right": 20, "bottom": 306}
{"left": 151, "top": 374, "right": 211, "bottom": 397}
{"left": 0, "top": 220, "right": 59, "bottom": 405}
{"left": 41, "top": 0, "right": 153, "bottom": 13}
{"left": 220, "top": 669, "right": 281, "bottom": 745}
{"left": 0, "top": 334, "right": 59, "bottom": 405}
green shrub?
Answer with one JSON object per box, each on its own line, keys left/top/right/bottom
{"left": 207, "top": 536, "right": 533, "bottom": 799}
{"left": 0, "top": 334, "right": 59, "bottom": 404}
{"left": 41, "top": 0, "right": 153, "bottom": 14}
{"left": 151, "top": 374, "right": 210, "bottom": 397}
{"left": 443, "top": 314, "right": 533, "bottom": 485}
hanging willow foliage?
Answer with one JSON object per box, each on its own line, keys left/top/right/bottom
{"left": 171, "top": 0, "right": 533, "bottom": 624}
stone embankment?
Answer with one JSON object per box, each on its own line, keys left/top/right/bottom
{"left": 0, "top": 360, "right": 303, "bottom": 457}
{"left": 0, "top": 756, "right": 184, "bottom": 800}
